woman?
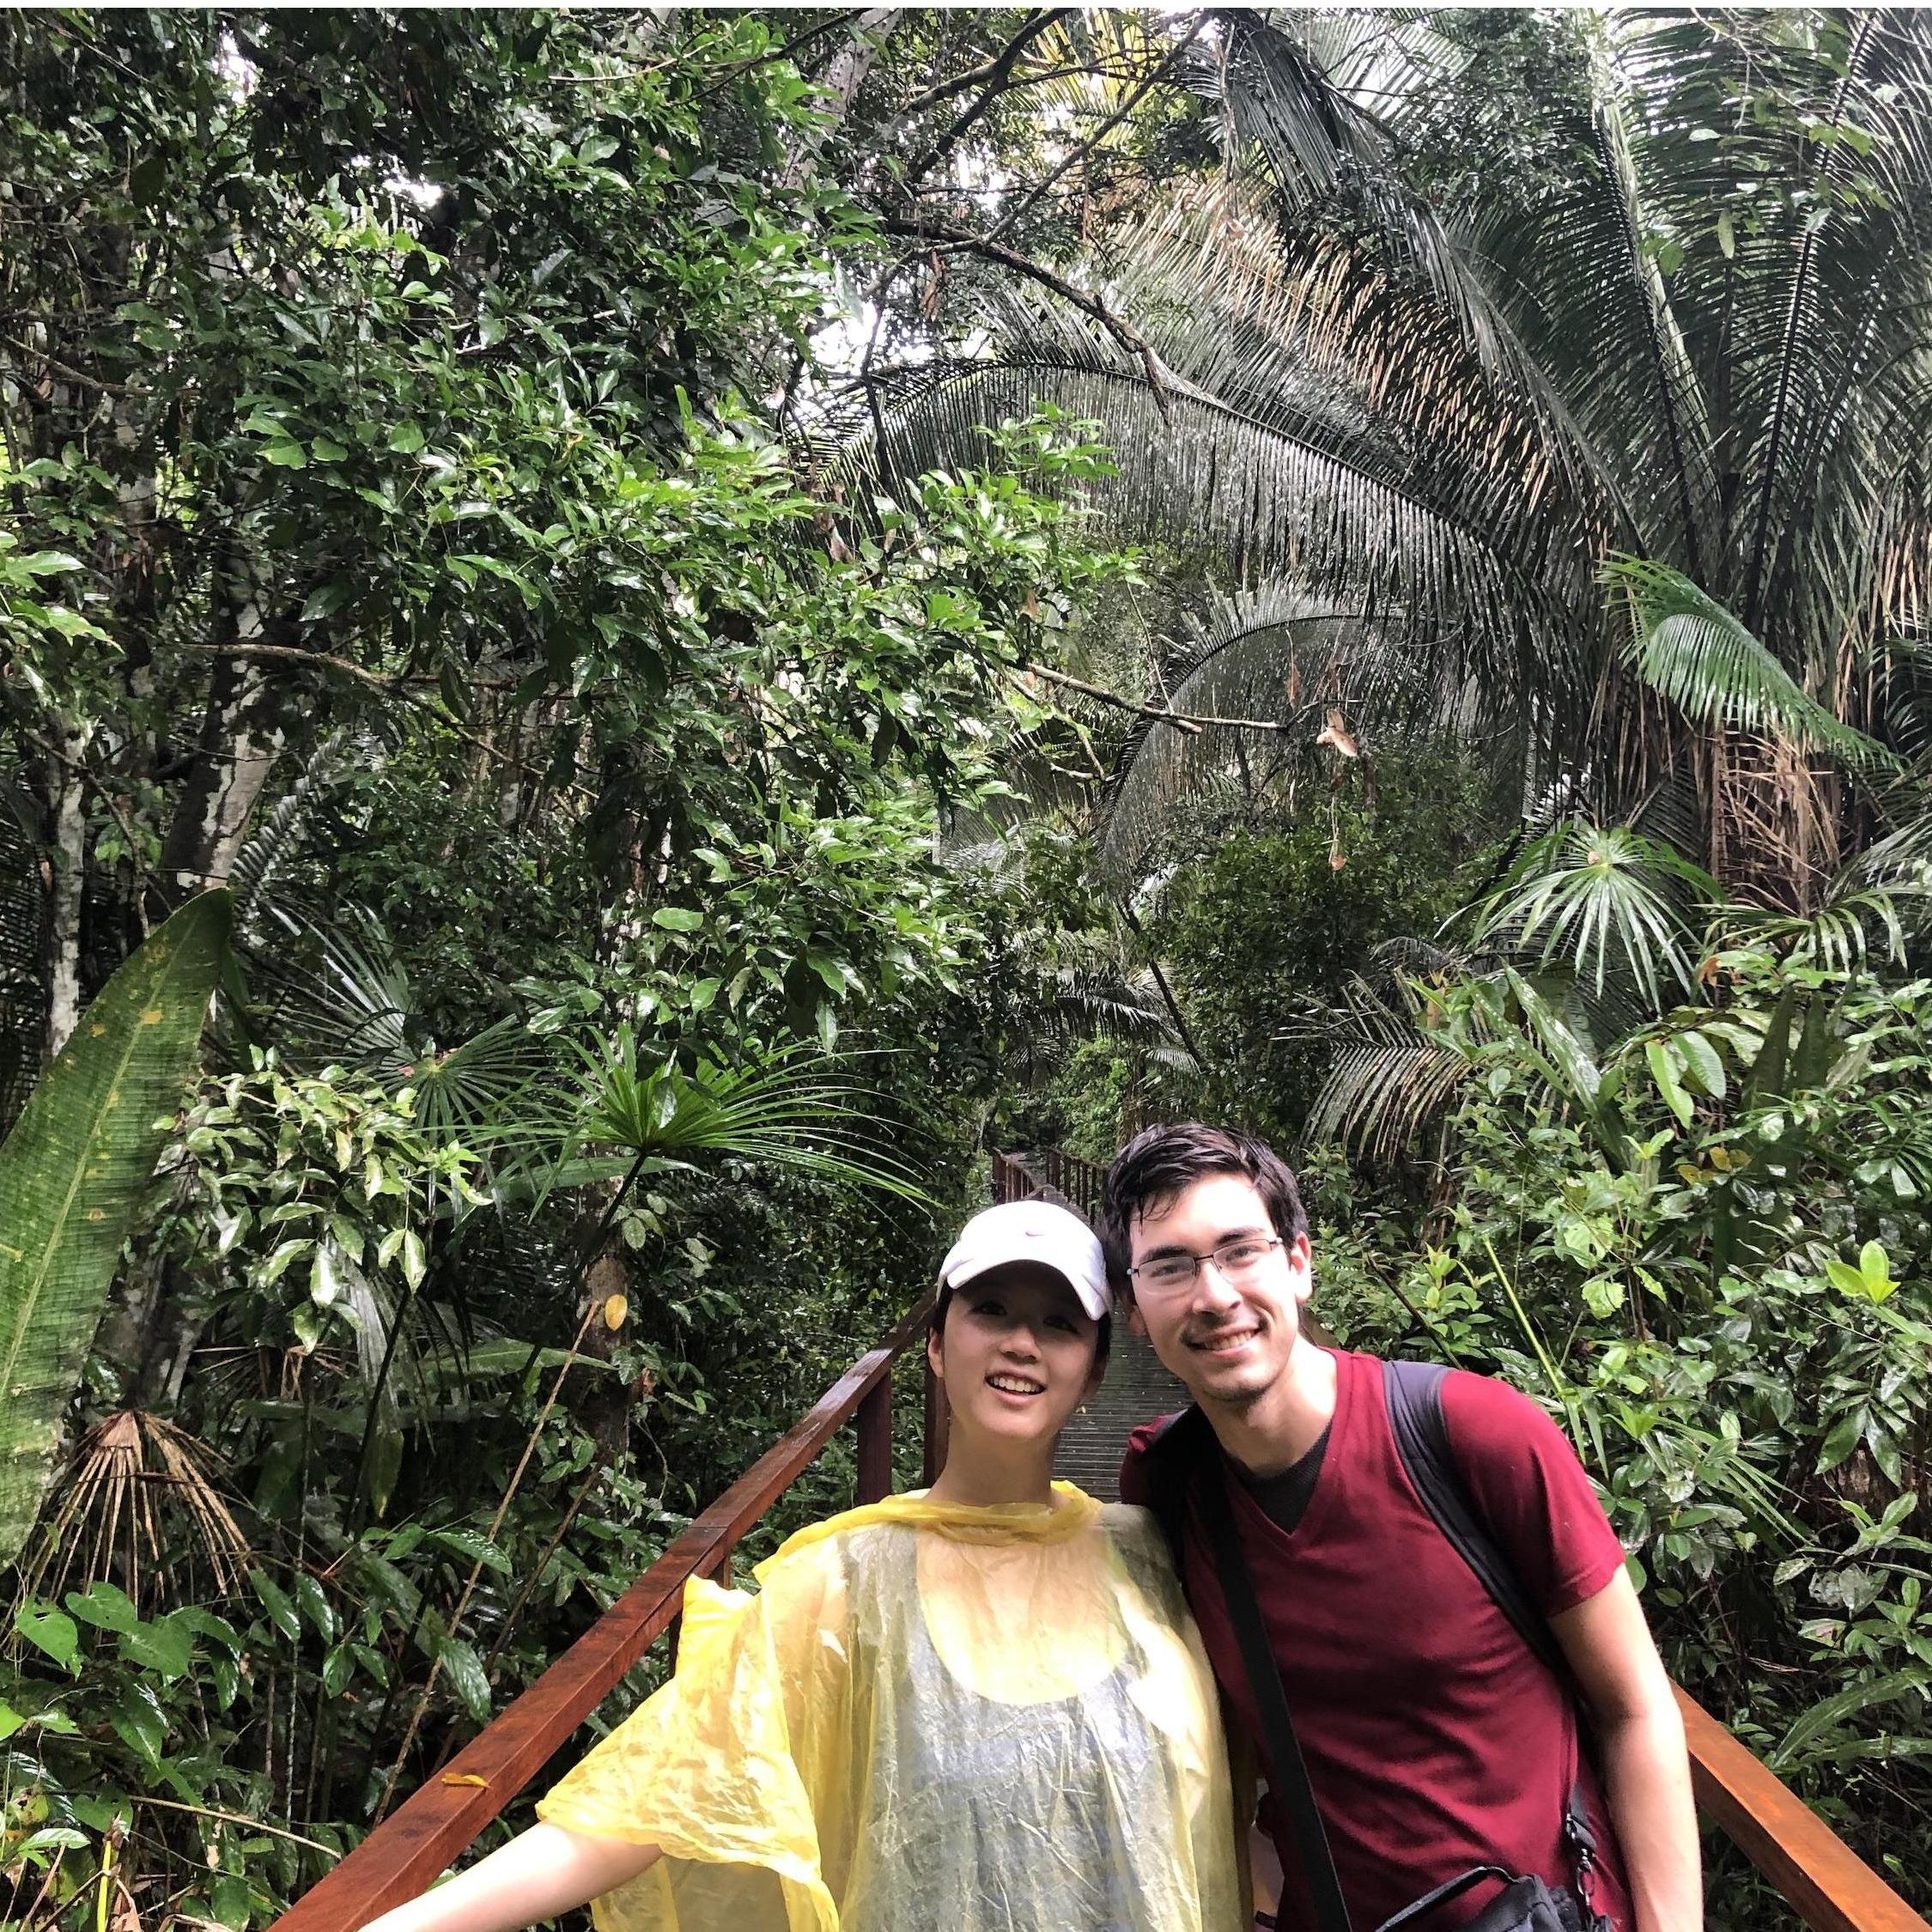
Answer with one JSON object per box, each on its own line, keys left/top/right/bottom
{"left": 365, "top": 1199, "right": 1246, "bottom": 1932}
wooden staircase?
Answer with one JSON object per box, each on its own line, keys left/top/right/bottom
{"left": 272, "top": 1151, "right": 1930, "bottom": 1932}
{"left": 990, "top": 1145, "right": 1191, "bottom": 1498}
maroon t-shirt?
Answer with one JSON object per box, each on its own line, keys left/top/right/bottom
{"left": 1121, "top": 1348, "right": 1632, "bottom": 1932}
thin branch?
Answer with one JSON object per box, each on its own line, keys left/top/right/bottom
{"left": 878, "top": 214, "right": 1178, "bottom": 420}
{"left": 1022, "top": 660, "right": 1319, "bottom": 737}
{"left": 899, "top": 9, "right": 1072, "bottom": 121}
{"left": 131, "top": 1795, "right": 340, "bottom": 1857}
{"left": 1115, "top": 892, "right": 1208, "bottom": 1069}
{"left": 982, "top": 16, "right": 1207, "bottom": 248}
{"left": 181, "top": 639, "right": 398, "bottom": 695}
{"left": 179, "top": 642, "right": 597, "bottom": 805}
{"left": 1, "top": 332, "right": 137, "bottom": 396}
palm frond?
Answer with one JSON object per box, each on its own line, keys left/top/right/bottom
{"left": 513, "top": 1031, "right": 931, "bottom": 1208}
{"left": 1295, "top": 972, "right": 1473, "bottom": 1160}
{"left": 1096, "top": 586, "right": 1383, "bottom": 878}
{"left": 1605, "top": 556, "right": 1903, "bottom": 780}
{"left": 19, "top": 1410, "right": 252, "bottom": 1610}
{"left": 1725, "top": 860, "right": 1932, "bottom": 972}
{"left": 258, "top": 903, "right": 417, "bottom": 1078}
{"left": 228, "top": 731, "right": 349, "bottom": 927}
{"left": 1467, "top": 817, "right": 1716, "bottom": 1013}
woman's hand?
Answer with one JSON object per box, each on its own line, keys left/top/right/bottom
{"left": 361, "top": 1822, "right": 662, "bottom": 1932}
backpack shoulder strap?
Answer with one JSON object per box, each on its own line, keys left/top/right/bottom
{"left": 1192, "top": 1429, "right": 1356, "bottom": 1932}
{"left": 1383, "top": 1361, "right": 1606, "bottom": 1911}
{"left": 1380, "top": 1358, "right": 1564, "bottom": 1679}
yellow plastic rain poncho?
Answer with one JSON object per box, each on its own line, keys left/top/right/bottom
{"left": 538, "top": 1482, "right": 1247, "bottom": 1932}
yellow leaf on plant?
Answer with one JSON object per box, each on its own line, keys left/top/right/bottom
{"left": 604, "top": 1293, "right": 629, "bottom": 1332}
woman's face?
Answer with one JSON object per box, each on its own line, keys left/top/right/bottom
{"left": 927, "top": 1261, "right": 1102, "bottom": 1449}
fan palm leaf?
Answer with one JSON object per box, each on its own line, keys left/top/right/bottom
{"left": 1467, "top": 818, "right": 1716, "bottom": 1012}
{"left": 506, "top": 1030, "right": 931, "bottom": 1211}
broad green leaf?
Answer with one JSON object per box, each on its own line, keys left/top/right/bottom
{"left": 0, "top": 892, "right": 230, "bottom": 1565}
{"left": 387, "top": 420, "right": 426, "bottom": 453}
{"left": 65, "top": 1581, "right": 140, "bottom": 1632}
{"left": 1817, "top": 1409, "right": 1865, "bottom": 1473}
{"left": 15, "top": 1603, "right": 79, "bottom": 1671}
{"left": 295, "top": 1572, "right": 339, "bottom": 1645}
{"left": 428, "top": 1526, "right": 513, "bottom": 1574}
{"left": 16, "top": 1826, "right": 88, "bottom": 1859}
{"left": 247, "top": 1568, "right": 301, "bottom": 1643}
{"left": 0, "top": 1700, "right": 24, "bottom": 1741}
{"left": 651, "top": 906, "right": 704, "bottom": 932}
{"left": 1644, "top": 1038, "right": 1695, "bottom": 1127}
{"left": 109, "top": 1680, "right": 167, "bottom": 1766}
{"left": 322, "top": 1639, "right": 355, "bottom": 1698}
{"left": 437, "top": 1633, "right": 492, "bottom": 1723}
{"left": 210, "top": 1872, "right": 258, "bottom": 1930}
{"left": 1674, "top": 1030, "right": 1725, "bottom": 1098}
{"left": 118, "top": 1615, "right": 194, "bottom": 1681}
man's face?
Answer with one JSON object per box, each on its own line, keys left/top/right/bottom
{"left": 1125, "top": 1172, "right": 1312, "bottom": 1411}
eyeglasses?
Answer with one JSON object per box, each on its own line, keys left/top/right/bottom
{"left": 1128, "top": 1235, "right": 1285, "bottom": 1296}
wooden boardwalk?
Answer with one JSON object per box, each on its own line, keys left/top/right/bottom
{"left": 1054, "top": 1323, "right": 1188, "bottom": 1500}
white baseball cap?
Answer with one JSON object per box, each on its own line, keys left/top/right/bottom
{"left": 938, "top": 1200, "right": 1112, "bottom": 1321}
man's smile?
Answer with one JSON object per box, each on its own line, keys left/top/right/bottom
{"left": 1188, "top": 1325, "right": 1261, "bottom": 1357}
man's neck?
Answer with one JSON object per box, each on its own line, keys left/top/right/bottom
{"left": 1202, "top": 1338, "right": 1337, "bottom": 1479}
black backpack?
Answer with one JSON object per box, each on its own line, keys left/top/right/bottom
{"left": 1140, "top": 1358, "right": 1611, "bottom": 1932}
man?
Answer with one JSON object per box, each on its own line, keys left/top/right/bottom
{"left": 1104, "top": 1122, "right": 1701, "bottom": 1932}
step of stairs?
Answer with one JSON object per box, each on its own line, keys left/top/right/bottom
{"left": 1053, "top": 1324, "right": 1190, "bottom": 1502}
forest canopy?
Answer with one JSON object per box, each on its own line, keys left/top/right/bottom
{"left": 3, "top": 9, "right": 1930, "bottom": 1928}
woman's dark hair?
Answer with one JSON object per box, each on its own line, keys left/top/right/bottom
{"left": 933, "top": 1279, "right": 1112, "bottom": 1372}
{"left": 1100, "top": 1122, "right": 1308, "bottom": 1289}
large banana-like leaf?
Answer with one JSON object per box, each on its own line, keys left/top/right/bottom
{"left": 0, "top": 890, "right": 231, "bottom": 1565}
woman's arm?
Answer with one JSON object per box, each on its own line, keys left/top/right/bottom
{"left": 361, "top": 1821, "right": 662, "bottom": 1932}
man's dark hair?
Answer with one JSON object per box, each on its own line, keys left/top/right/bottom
{"left": 1101, "top": 1123, "right": 1308, "bottom": 1288}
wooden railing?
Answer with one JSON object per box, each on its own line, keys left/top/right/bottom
{"left": 991, "top": 1144, "right": 1105, "bottom": 1224}
{"left": 275, "top": 1153, "right": 1929, "bottom": 1932}
{"left": 274, "top": 1295, "right": 943, "bottom": 1932}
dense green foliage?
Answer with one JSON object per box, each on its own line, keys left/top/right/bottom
{"left": 0, "top": 12, "right": 1128, "bottom": 1923}
{"left": 1306, "top": 933, "right": 1932, "bottom": 1912}
{"left": 3, "top": 7, "right": 1929, "bottom": 1926}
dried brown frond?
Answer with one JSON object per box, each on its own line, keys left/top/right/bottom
{"left": 18, "top": 1410, "right": 252, "bottom": 1611}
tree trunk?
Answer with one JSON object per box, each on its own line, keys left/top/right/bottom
{"left": 781, "top": 9, "right": 897, "bottom": 187}
{"left": 42, "top": 727, "right": 88, "bottom": 1059}
{"left": 156, "top": 545, "right": 285, "bottom": 903}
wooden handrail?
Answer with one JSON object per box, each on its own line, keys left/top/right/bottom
{"left": 276, "top": 1293, "right": 937, "bottom": 1932}
{"left": 1676, "top": 1688, "right": 1927, "bottom": 1932}
{"left": 991, "top": 1145, "right": 1105, "bottom": 1225}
